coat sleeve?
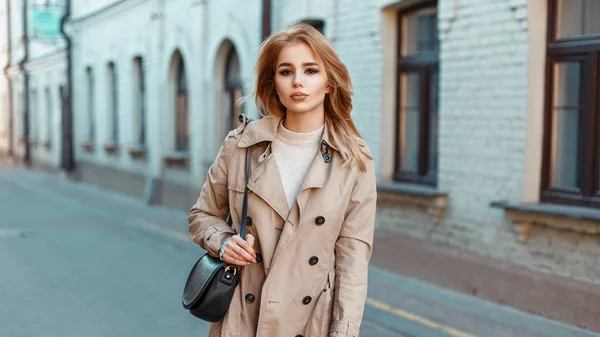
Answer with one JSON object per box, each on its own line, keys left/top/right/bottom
{"left": 330, "top": 159, "right": 377, "bottom": 337}
{"left": 187, "top": 136, "right": 236, "bottom": 257}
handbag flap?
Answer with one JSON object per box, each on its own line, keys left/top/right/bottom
{"left": 182, "top": 253, "right": 225, "bottom": 308}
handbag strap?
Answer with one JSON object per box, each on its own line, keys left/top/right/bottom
{"left": 238, "top": 147, "right": 251, "bottom": 239}
{"left": 237, "top": 113, "right": 252, "bottom": 240}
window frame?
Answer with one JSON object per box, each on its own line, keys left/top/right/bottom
{"left": 541, "top": 0, "right": 600, "bottom": 207}
{"left": 394, "top": 0, "right": 439, "bottom": 186}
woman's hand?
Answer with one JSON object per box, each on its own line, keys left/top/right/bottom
{"left": 222, "top": 234, "right": 257, "bottom": 266}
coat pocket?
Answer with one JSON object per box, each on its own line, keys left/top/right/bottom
{"left": 305, "top": 270, "right": 334, "bottom": 337}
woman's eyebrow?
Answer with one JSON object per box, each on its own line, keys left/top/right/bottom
{"left": 277, "top": 62, "right": 320, "bottom": 68}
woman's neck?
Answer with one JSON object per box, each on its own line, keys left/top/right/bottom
{"left": 282, "top": 112, "right": 325, "bottom": 133}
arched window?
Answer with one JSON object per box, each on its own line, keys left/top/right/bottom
{"left": 30, "top": 89, "right": 38, "bottom": 143}
{"left": 225, "top": 47, "right": 242, "bottom": 134}
{"left": 174, "top": 53, "right": 189, "bottom": 152}
{"left": 133, "top": 56, "right": 146, "bottom": 146}
{"left": 85, "top": 66, "right": 95, "bottom": 142}
{"left": 107, "top": 62, "right": 118, "bottom": 145}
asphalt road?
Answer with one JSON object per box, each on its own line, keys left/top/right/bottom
{"left": 0, "top": 162, "right": 597, "bottom": 337}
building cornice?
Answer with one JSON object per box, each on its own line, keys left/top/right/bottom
{"left": 70, "top": 0, "right": 152, "bottom": 28}
{"left": 24, "top": 49, "right": 67, "bottom": 72}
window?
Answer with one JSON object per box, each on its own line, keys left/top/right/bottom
{"left": 45, "top": 87, "right": 52, "bottom": 147}
{"left": 394, "top": 2, "right": 439, "bottom": 185}
{"left": 133, "top": 56, "right": 146, "bottom": 146}
{"left": 175, "top": 54, "right": 189, "bottom": 152}
{"left": 107, "top": 62, "right": 118, "bottom": 145}
{"left": 225, "top": 47, "right": 242, "bottom": 135}
{"left": 542, "top": 0, "right": 600, "bottom": 207}
{"left": 86, "top": 66, "right": 95, "bottom": 142}
{"left": 30, "top": 89, "right": 38, "bottom": 142}
{"left": 301, "top": 19, "right": 325, "bottom": 35}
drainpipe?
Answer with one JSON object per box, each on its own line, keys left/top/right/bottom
{"left": 20, "top": 0, "right": 30, "bottom": 166}
{"left": 261, "top": 0, "right": 270, "bottom": 41}
{"left": 59, "top": 0, "right": 74, "bottom": 172}
{"left": 3, "top": 0, "right": 13, "bottom": 158}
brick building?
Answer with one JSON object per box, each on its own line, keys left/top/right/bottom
{"left": 2, "top": 0, "right": 599, "bottom": 331}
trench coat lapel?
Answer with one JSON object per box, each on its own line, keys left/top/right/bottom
{"left": 247, "top": 152, "right": 289, "bottom": 222}
{"left": 271, "top": 150, "right": 331, "bottom": 268}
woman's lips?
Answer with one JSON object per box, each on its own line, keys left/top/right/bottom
{"left": 290, "top": 93, "right": 308, "bottom": 101}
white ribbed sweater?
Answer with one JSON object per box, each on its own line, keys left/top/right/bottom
{"left": 273, "top": 121, "right": 324, "bottom": 210}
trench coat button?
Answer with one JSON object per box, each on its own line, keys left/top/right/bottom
{"left": 256, "top": 253, "right": 263, "bottom": 263}
{"left": 315, "top": 216, "right": 325, "bottom": 225}
{"left": 245, "top": 293, "right": 255, "bottom": 303}
{"left": 309, "top": 256, "right": 319, "bottom": 265}
{"left": 302, "top": 296, "right": 312, "bottom": 305}
{"left": 246, "top": 217, "right": 253, "bottom": 226}
{"left": 296, "top": 335, "right": 303, "bottom": 337}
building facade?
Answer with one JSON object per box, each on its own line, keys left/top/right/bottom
{"left": 2, "top": 0, "right": 600, "bottom": 330}
{"left": 1, "top": 0, "right": 68, "bottom": 168}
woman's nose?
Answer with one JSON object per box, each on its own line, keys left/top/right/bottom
{"left": 293, "top": 74, "right": 303, "bottom": 88}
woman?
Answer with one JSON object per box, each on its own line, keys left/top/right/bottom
{"left": 188, "top": 23, "right": 376, "bottom": 337}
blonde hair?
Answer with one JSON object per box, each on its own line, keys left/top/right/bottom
{"left": 252, "top": 23, "right": 371, "bottom": 171}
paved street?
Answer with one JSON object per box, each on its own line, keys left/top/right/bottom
{"left": 0, "top": 162, "right": 598, "bottom": 337}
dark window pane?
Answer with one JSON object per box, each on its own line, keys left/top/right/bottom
{"left": 401, "top": 7, "right": 438, "bottom": 56}
{"left": 175, "top": 56, "right": 188, "bottom": 152}
{"left": 398, "top": 72, "right": 420, "bottom": 172}
{"left": 176, "top": 93, "right": 189, "bottom": 152}
{"left": 556, "top": 0, "right": 600, "bottom": 39}
{"left": 550, "top": 62, "right": 582, "bottom": 189}
{"left": 428, "top": 71, "right": 439, "bottom": 175}
{"left": 135, "top": 57, "right": 146, "bottom": 146}
{"left": 178, "top": 59, "right": 187, "bottom": 92}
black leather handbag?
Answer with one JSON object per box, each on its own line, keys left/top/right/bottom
{"left": 182, "top": 133, "right": 251, "bottom": 322}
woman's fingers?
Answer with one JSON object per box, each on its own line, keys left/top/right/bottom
{"left": 223, "top": 255, "right": 250, "bottom": 267}
{"left": 232, "top": 234, "right": 256, "bottom": 259}
{"left": 226, "top": 237, "right": 255, "bottom": 262}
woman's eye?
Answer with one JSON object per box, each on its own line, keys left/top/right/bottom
{"left": 279, "top": 70, "right": 292, "bottom": 76}
{"left": 306, "top": 68, "right": 319, "bottom": 74}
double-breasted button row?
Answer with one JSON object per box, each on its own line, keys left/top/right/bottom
{"left": 245, "top": 293, "right": 255, "bottom": 303}
{"left": 315, "top": 216, "right": 325, "bottom": 225}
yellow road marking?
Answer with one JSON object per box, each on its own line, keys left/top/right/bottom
{"left": 366, "top": 297, "right": 477, "bottom": 337}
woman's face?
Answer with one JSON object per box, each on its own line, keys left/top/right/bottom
{"left": 274, "top": 42, "right": 330, "bottom": 118}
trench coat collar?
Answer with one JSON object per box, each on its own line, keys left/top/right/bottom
{"left": 236, "top": 115, "right": 339, "bottom": 151}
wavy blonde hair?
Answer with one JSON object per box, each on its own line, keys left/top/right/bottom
{"left": 252, "top": 23, "right": 371, "bottom": 172}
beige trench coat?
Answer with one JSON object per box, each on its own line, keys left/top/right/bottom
{"left": 188, "top": 116, "right": 377, "bottom": 337}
